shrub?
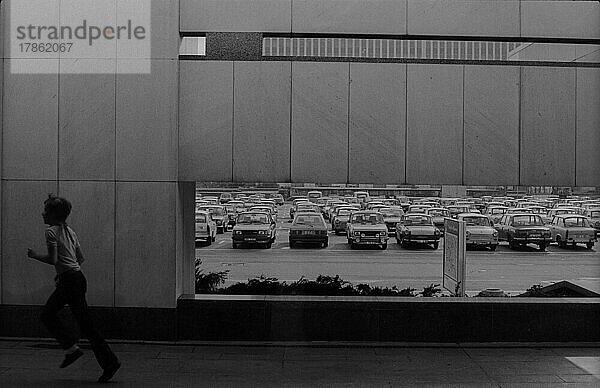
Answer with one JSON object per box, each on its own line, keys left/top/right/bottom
{"left": 195, "top": 269, "right": 440, "bottom": 297}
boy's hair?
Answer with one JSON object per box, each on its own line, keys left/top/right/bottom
{"left": 44, "top": 194, "right": 72, "bottom": 222}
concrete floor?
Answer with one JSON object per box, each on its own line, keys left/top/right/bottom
{"left": 1, "top": 340, "right": 599, "bottom": 387}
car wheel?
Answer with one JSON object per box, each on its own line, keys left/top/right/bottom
{"left": 212, "top": 234, "right": 216, "bottom": 242}
{"left": 350, "top": 243, "right": 357, "bottom": 250}
{"left": 265, "top": 242, "right": 272, "bottom": 249}
{"left": 432, "top": 242, "right": 439, "bottom": 250}
{"left": 289, "top": 240, "right": 295, "bottom": 248}
{"left": 323, "top": 240, "right": 329, "bottom": 248}
{"left": 538, "top": 243, "right": 547, "bottom": 252}
{"left": 557, "top": 236, "right": 567, "bottom": 249}
{"left": 380, "top": 243, "right": 387, "bottom": 250}
{"left": 508, "top": 237, "right": 517, "bottom": 250}
{"left": 232, "top": 242, "right": 238, "bottom": 249}
{"left": 586, "top": 242, "right": 594, "bottom": 250}
{"left": 489, "top": 244, "right": 497, "bottom": 251}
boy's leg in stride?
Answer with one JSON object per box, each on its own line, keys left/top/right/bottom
{"left": 42, "top": 285, "right": 79, "bottom": 351}
{"left": 65, "top": 272, "right": 119, "bottom": 373}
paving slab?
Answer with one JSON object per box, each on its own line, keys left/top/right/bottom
{"left": 0, "top": 341, "right": 598, "bottom": 387}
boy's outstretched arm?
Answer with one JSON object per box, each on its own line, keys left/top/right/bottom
{"left": 27, "top": 245, "right": 58, "bottom": 266}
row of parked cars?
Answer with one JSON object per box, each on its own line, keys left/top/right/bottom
{"left": 195, "top": 193, "right": 283, "bottom": 246}
{"left": 195, "top": 191, "right": 599, "bottom": 251}
{"left": 284, "top": 193, "right": 599, "bottom": 251}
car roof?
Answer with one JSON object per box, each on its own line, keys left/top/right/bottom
{"left": 458, "top": 213, "right": 486, "bottom": 218}
{"left": 295, "top": 212, "right": 324, "bottom": 217}
{"left": 554, "top": 214, "right": 585, "bottom": 218}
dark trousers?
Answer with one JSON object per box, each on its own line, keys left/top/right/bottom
{"left": 42, "top": 270, "right": 118, "bottom": 370}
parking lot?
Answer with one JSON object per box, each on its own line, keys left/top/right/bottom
{"left": 197, "top": 203, "right": 600, "bottom": 294}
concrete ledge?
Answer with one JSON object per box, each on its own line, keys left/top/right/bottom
{"left": 177, "top": 295, "right": 600, "bottom": 342}
{"left": 2, "top": 297, "right": 598, "bottom": 342}
{"left": 0, "top": 305, "right": 177, "bottom": 341}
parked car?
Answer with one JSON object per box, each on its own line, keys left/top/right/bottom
{"left": 290, "top": 198, "right": 310, "bottom": 218}
{"left": 584, "top": 208, "right": 600, "bottom": 235}
{"left": 289, "top": 212, "right": 329, "bottom": 248}
{"left": 307, "top": 190, "right": 323, "bottom": 203}
{"left": 272, "top": 194, "right": 285, "bottom": 206}
{"left": 426, "top": 207, "right": 450, "bottom": 233}
{"left": 346, "top": 211, "right": 388, "bottom": 250}
{"left": 232, "top": 212, "right": 277, "bottom": 249}
{"left": 219, "top": 193, "right": 232, "bottom": 204}
{"left": 197, "top": 205, "right": 228, "bottom": 234}
{"left": 457, "top": 213, "right": 499, "bottom": 251}
{"left": 224, "top": 204, "right": 237, "bottom": 228}
{"left": 495, "top": 214, "right": 552, "bottom": 251}
{"left": 380, "top": 206, "right": 404, "bottom": 233}
{"left": 247, "top": 205, "right": 278, "bottom": 223}
{"left": 447, "top": 205, "right": 471, "bottom": 218}
{"left": 407, "top": 204, "right": 432, "bottom": 214}
{"left": 195, "top": 211, "right": 216, "bottom": 245}
{"left": 395, "top": 214, "right": 441, "bottom": 249}
{"left": 484, "top": 206, "right": 509, "bottom": 225}
{"left": 548, "top": 215, "right": 597, "bottom": 249}
{"left": 331, "top": 207, "right": 355, "bottom": 235}
{"left": 544, "top": 207, "right": 580, "bottom": 224}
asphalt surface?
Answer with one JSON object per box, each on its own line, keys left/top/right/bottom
{"left": 197, "top": 204, "right": 600, "bottom": 294}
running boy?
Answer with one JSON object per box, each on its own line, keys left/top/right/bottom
{"left": 27, "top": 195, "right": 121, "bottom": 383}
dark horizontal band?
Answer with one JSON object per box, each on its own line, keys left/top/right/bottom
{"left": 263, "top": 32, "right": 600, "bottom": 46}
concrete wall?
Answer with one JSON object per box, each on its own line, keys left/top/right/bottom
{"left": 180, "top": 0, "right": 599, "bottom": 38}
{"left": 179, "top": 61, "right": 595, "bottom": 186}
{"left": 1, "top": 0, "right": 190, "bottom": 309}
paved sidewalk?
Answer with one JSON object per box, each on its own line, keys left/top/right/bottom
{"left": 0, "top": 340, "right": 599, "bottom": 387}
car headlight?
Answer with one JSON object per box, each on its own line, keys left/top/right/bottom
{"left": 234, "top": 230, "right": 242, "bottom": 235}
{"left": 434, "top": 229, "right": 440, "bottom": 235}
{"left": 493, "top": 231, "right": 498, "bottom": 237}
{"left": 258, "top": 230, "right": 267, "bottom": 235}
{"left": 375, "top": 233, "right": 379, "bottom": 237}
{"left": 354, "top": 231, "right": 360, "bottom": 236}
{"left": 466, "top": 231, "right": 471, "bottom": 239}
{"left": 361, "top": 233, "right": 365, "bottom": 237}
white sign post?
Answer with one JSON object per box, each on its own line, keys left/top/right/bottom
{"left": 443, "top": 218, "right": 466, "bottom": 296}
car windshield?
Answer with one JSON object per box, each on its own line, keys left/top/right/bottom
{"left": 199, "top": 207, "right": 223, "bottom": 215}
{"left": 563, "top": 217, "right": 590, "bottom": 228}
{"left": 337, "top": 209, "right": 352, "bottom": 216}
{"left": 490, "top": 208, "right": 507, "bottom": 215}
{"left": 511, "top": 215, "right": 544, "bottom": 226}
{"left": 556, "top": 209, "right": 576, "bottom": 215}
{"left": 237, "top": 213, "right": 269, "bottom": 224}
{"left": 462, "top": 216, "right": 491, "bottom": 226}
{"left": 352, "top": 213, "right": 383, "bottom": 224}
{"left": 428, "top": 209, "right": 449, "bottom": 217}
{"left": 403, "top": 215, "right": 432, "bottom": 226}
{"left": 381, "top": 209, "right": 403, "bottom": 217}
{"left": 195, "top": 214, "right": 206, "bottom": 223}
{"left": 589, "top": 211, "right": 600, "bottom": 218}
{"left": 293, "top": 215, "right": 325, "bottom": 227}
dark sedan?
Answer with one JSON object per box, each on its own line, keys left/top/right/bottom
{"left": 289, "top": 212, "right": 329, "bottom": 248}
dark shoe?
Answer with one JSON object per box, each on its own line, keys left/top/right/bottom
{"left": 60, "top": 349, "right": 84, "bottom": 368}
{"left": 98, "top": 362, "right": 121, "bottom": 383}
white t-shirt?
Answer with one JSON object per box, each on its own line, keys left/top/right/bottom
{"left": 45, "top": 224, "right": 81, "bottom": 275}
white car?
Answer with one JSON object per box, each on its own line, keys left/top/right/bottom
{"left": 195, "top": 211, "right": 217, "bottom": 245}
